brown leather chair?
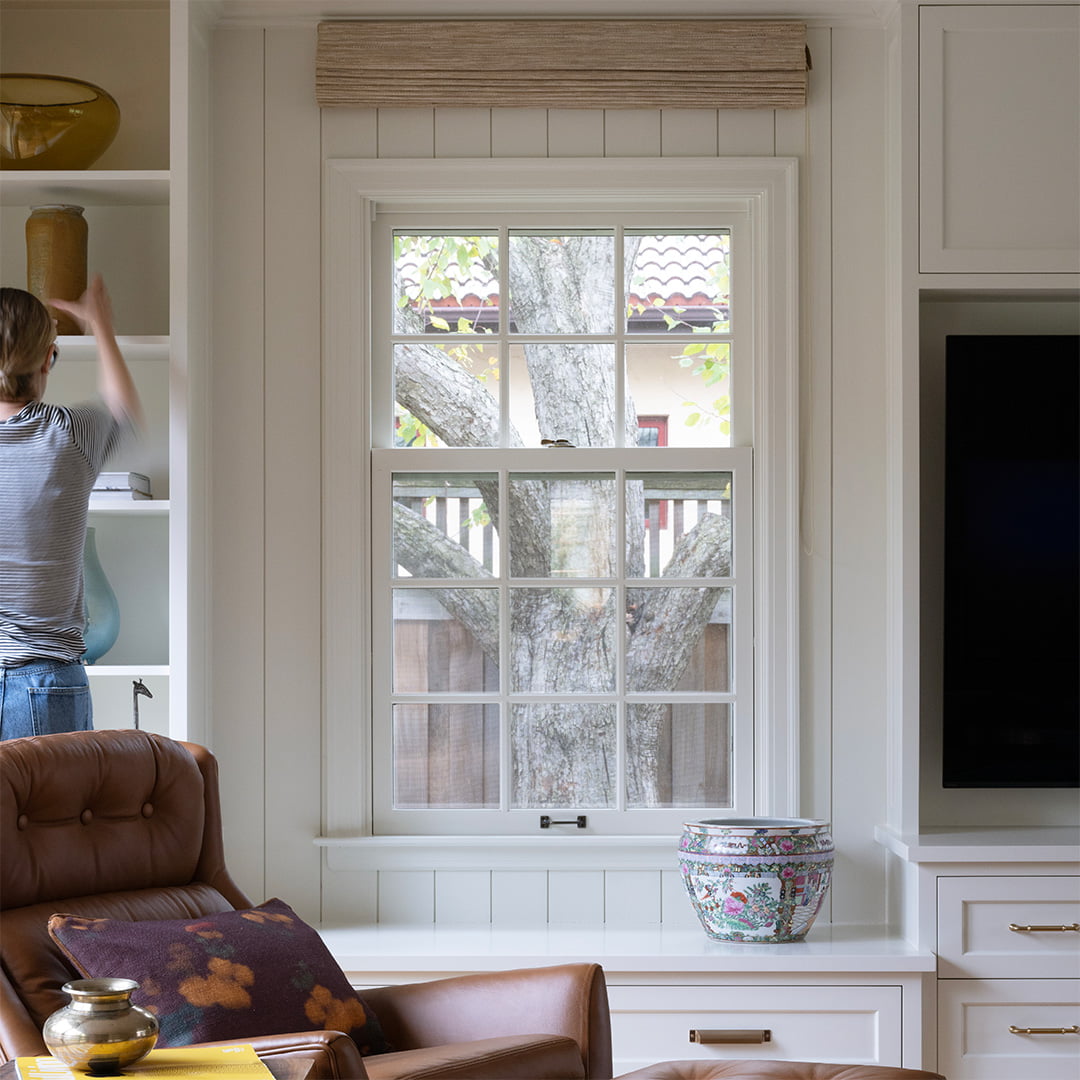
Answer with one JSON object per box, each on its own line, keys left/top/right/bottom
{"left": 0, "top": 729, "right": 611, "bottom": 1079}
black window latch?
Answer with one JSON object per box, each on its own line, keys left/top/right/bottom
{"left": 540, "top": 815, "right": 587, "bottom": 829}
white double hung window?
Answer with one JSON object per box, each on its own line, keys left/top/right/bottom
{"left": 324, "top": 160, "right": 798, "bottom": 841}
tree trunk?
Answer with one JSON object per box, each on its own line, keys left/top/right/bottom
{"left": 391, "top": 233, "right": 730, "bottom": 810}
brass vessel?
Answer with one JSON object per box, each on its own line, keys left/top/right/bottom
{"left": 42, "top": 978, "right": 158, "bottom": 1075}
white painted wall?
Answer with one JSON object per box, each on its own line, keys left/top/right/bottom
{"left": 208, "top": 15, "right": 892, "bottom": 927}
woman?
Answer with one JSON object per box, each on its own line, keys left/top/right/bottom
{"left": 0, "top": 276, "right": 142, "bottom": 739}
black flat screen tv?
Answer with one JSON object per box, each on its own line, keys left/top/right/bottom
{"left": 942, "top": 334, "right": 1079, "bottom": 788}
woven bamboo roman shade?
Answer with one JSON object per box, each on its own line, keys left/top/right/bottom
{"left": 316, "top": 20, "right": 809, "bottom": 109}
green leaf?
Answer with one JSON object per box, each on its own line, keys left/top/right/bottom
{"left": 429, "top": 315, "right": 450, "bottom": 331}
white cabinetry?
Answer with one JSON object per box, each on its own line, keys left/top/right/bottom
{"left": 877, "top": 830, "right": 1080, "bottom": 1079}
{"left": 937, "top": 876, "right": 1080, "bottom": 980}
{"left": 935, "top": 874, "right": 1080, "bottom": 1079}
{"left": 918, "top": 4, "right": 1080, "bottom": 274}
{"left": 0, "top": 1, "right": 209, "bottom": 740}
{"left": 320, "top": 924, "right": 933, "bottom": 1071}
{"left": 607, "top": 983, "right": 902, "bottom": 1073}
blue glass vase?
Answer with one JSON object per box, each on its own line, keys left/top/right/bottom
{"left": 82, "top": 527, "right": 120, "bottom": 664}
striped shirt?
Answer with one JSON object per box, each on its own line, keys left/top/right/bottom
{"left": 0, "top": 400, "right": 127, "bottom": 666}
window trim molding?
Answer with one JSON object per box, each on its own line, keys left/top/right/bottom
{"left": 322, "top": 157, "right": 799, "bottom": 842}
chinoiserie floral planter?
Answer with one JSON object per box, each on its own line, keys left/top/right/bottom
{"left": 679, "top": 817, "right": 834, "bottom": 943}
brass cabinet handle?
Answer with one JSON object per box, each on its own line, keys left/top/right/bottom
{"left": 689, "top": 1029, "right": 771, "bottom": 1044}
{"left": 1009, "top": 1025, "right": 1080, "bottom": 1035}
{"left": 1008, "top": 923, "right": 1080, "bottom": 933}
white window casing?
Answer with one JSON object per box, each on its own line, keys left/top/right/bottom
{"left": 321, "top": 158, "right": 798, "bottom": 860}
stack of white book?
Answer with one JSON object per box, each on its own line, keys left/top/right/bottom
{"left": 90, "top": 471, "right": 153, "bottom": 505}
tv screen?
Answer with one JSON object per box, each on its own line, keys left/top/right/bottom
{"left": 942, "top": 335, "right": 1079, "bottom": 787}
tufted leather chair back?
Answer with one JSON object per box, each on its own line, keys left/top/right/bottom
{"left": 0, "top": 730, "right": 251, "bottom": 1063}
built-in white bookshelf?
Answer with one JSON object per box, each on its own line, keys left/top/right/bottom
{"left": 0, "top": 0, "right": 210, "bottom": 740}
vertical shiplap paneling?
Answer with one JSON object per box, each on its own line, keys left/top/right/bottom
{"left": 377, "top": 108, "right": 436, "bottom": 157}
{"left": 660, "top": 109, "right": 719, "bottom": 157}
{"left": 548, "top": 109, "right": 605, "bottom": 157}
{"left": 829, "top": 27, "right": 890, "bottom": 925}
{"left": 262, "top": 25, "right": 325, "bottom": 925}
{"left": 491, "top": 871, "right": 549, "bottom": 923}
{"left": 778, "top": 29, "right": 834, "bottom": 893}
{"left": 379, "top": 871, "right": 436, "bottom": 924}
{"left": 322, "top": 868, "right": 379, "bottom": 925}
{"left": 179, "top": 0, "right": 214, "bottom": 750}
{"left": 715, "top": 110, "right": 778, "bottom": 156}
{"left": 210, "top": 25, "right": 268, "bottom": 902}
{"left": 322, "top": 105, "right": 378, "bottom": 160}
{"left": 604, "top": 871, "right": 662, "bottom": 924}
{"left": 660, "top": 870, "right": 701, "bottom": 929}
{"left": 434, "top": 108, "right": 493, "bottom": 157}
{"left": 549, "top": 871, "right": 605, "bottom": 923}
{"left": 435, "top": 871, "right": 492, "bottom": 923}
{"left": 302, "top": 32, "right": 853, "bottom": 927}
{"left": 492, "top": 109, "right": 549, "bottom": 157}
{"left": 604, "top": 109, "right": 662, "bottom": 156}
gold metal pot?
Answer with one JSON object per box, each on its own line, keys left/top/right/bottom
{"left": 42, "top": 978, "right": 158, "bottom": 1075}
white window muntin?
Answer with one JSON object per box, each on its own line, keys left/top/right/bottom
{"left": 371, "top": 211, "right": 749, "bottom": 451}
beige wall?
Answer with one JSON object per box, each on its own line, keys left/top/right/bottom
{"left": 208, "top": 19, "right": 890, "bottom": 925}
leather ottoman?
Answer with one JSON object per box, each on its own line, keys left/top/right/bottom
{"left": 615, "top": 1062, "right": 946, "bottom": 1080}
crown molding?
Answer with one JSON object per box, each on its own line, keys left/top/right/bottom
{"left": 217, "top": 1, "right": 898, "bottom": 30}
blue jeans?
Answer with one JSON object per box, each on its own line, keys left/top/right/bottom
{"left": 0, "top": 660, "right": 93, "bottom": 740}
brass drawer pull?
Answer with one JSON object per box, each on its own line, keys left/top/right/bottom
{"left": 1009, "top": 1025, "right": 1080, "bottom": 1035}
{"left": 690, "top": 1029, "right": 771, "bottom": 1044}
{"left": 1008, "top": 923, "right": 1080, "bottom": 933}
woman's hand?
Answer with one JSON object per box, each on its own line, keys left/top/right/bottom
{"left": 50, "top": 275, "right": 141, "bottom": 426}
{"left": 50, "top": 274, "right": 116, "bottom": 339}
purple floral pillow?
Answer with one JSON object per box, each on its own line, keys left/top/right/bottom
{"left": 48, "top": 898, "right": 388, "bottom": 1055}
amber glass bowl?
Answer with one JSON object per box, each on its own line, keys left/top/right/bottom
{"left": 1, "top": 74, "right": 120, "bottom": 169}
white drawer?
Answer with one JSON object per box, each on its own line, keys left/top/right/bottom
{"left": 938, "top": 876, "right": 1080, "bottom": 978}
{"left": 608, "top": 984, "right": 902, "bottom": 1074}
{"left": 938, "top": 978, "right": 1080, "bottom": 1080}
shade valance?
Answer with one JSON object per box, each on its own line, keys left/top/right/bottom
{"left": 316, "top": 20, "right": 808, "bottom": 110}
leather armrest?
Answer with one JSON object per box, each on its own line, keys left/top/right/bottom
{"left": 196, "top": 1031, "right": 367, "bottom": 1080}
{"left": 360, "top": 963, "right": 612, "bottom": 1079}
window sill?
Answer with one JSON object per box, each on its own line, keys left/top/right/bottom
{"left": 314, "top": 833, "right": 681, "bottom": 872}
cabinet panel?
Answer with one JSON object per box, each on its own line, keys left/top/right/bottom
{"left": 938, "top": 978, "right": 1080, "bottom": 1080}
{"left": 84, "top": 512, "right": 169, "bottom": 668}
{"left": 938, "top": 876, "right": 1080, "bottom": 979}
{"left": 47, "top": 351, "right": 171, "bottom": 498}
{"left": 0, "top": 203, "right": 169, "bottom": 335}
{"left": 87, "top": 671, "right": 169, "bottom": 737}
{"left": 608, "top": 984, "right": 902, "bottom": 1073}
{"left": 0, "top": 2, "right": 169, "bottom": 171}
{"left": 919, "top": 5, "right": 1080, "bottom": 273}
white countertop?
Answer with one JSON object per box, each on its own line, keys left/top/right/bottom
{"left": 874, "top": 824, "right": 1080, "bottom": 864}
{"left": 317, "top": 923, "right": 935, "bottom": 975}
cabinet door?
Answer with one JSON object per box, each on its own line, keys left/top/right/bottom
{"left": 938, "top": 876, "right": 1080, "bottom": 979}
{"left": 939, "top": 978, "right": 1080, "bottom": 1080}
{"left": 919, "top": 5, "right": 1080, "bottom": 273}
{"left": 607, "top": 984, "right": 902, "bottom": 1074}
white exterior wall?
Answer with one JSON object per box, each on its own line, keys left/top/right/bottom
{"left": 208, "top": 17, "right": 891, "bottom": 927}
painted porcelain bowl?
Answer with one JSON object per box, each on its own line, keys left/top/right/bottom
{"left": 679, "top": 817, "right": 834, "bottom": 943}
{"left": 1, "top": 74, "right": 120, "bottom": 169}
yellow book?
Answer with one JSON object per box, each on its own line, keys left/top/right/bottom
{"left": 17, "top": 1043, "right": 273, "bottom": 1079}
